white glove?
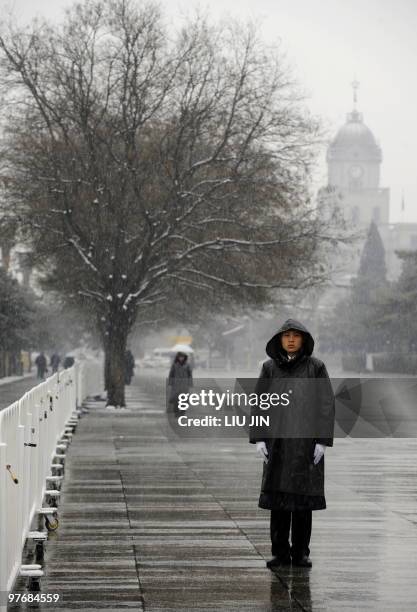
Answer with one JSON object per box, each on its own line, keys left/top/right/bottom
{"left": 313, "top": 443, "right": 326, "bottom": 465}
{"left": 256, "top": 441, "right": 268, "bottom": 464}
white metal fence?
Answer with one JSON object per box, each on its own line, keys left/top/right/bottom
{"left": 0, "top": 360, "right": 103, "bottom": 610}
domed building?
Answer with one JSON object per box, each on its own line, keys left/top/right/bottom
{"left": 319, "top": 85, "right": 417, "bottom": 282}
{"left": 326, "top": 106, "right": 389, "bottom": 229}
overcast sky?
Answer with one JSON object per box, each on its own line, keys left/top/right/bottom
{"left": 3, "top": 0, "right": 416, "bottom": 222}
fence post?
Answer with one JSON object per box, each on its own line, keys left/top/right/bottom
{"left": 365, "top": 353, "right": 374, "bottom": 372}
{"left": 0, "top": 442, "right": 8, "bottom": 612}
{"left": 75, "top": 363, "right": 81, "bottom": 409}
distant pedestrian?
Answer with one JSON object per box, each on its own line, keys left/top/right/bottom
{"left": 124, "top": 350, "right": 135, "bottom": 385}
{"left": 167, "top": 352, "right": 193, "bottom": 412}
{"left": 251, "top": 319, "right": 335, "bottom": 569}
{"left": 50, "top": 352, "right": 61, "bottom": 373}
{"left": 35, "top": 352, "right": 48, "bottom": 380}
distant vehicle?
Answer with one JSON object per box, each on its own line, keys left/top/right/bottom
{"left": 140, "top": 348, "right": 173, "bottom": 369}
{"left": 140, "top": 356, "right": 170, "bottom": 369}
{"left": 153, "top": 348, "right": 175, "bottom": 360}
{"left": 140, "top": 346, "right": 200, "bottom": 369}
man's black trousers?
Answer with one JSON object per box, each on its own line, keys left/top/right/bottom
{"left": 270, "top": 509, "right": 312, "bottom": 559}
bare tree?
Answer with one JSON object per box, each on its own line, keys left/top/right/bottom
{"left": 0, "top": 0, "right": 345, "bottom": 406}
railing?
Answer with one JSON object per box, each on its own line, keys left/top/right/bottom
{"left": 0, "top": 360, "right": 103, "bottom": 610}
{"left": 75, "top": 359, "right": 103, "bottom": 407}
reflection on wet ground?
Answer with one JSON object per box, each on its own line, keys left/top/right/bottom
{"left": 7, "top": 373, "right": 417, "bottom": 611}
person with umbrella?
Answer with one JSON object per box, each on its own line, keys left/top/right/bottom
{"left": 167, "top": 350, "right": 193, "bottom": 413}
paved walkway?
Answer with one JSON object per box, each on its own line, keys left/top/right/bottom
{"left": 0, "top": 374, "right": 38, "bottom": 410}
{"left": 9, "top": 376, "right": 417, "bottom": 611}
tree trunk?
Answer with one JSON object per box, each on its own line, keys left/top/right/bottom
{"left": 104, "top": 350, "right": 111, "bottom": 391}
{"left": 105, "top": 323, "right": 129, "bottom": 407}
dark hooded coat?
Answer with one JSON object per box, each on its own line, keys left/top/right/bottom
{"left": 168, "top": 353, "right": 193, "bottom": 402}
{"left": 35, "top": 353, "right": 47, "bottom": 378}
{"left": 250, "top": 319, "right": 335, "bottom": 511}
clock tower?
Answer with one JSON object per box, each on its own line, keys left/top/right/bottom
{"left": 326, "top": 80, "right": 389, "bottom": 226}
{"left": 318, "top": 81, "right": 417, "bottom": 289}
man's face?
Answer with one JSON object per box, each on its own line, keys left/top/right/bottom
{"left": 281, "top": 330, "right": 303, "bottom": 354}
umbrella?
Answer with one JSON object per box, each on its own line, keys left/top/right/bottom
{"left": 170, "top": 343, "right": 194, "bottom": 354}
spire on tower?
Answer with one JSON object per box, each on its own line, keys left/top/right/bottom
{"left": 351, "top": 78, "right": 360, "bottom": 110}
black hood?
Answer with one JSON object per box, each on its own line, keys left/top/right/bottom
{"left": 174, "top": 352, "right": 188, "bottom": 363}
{"left": 265, "top": 318, "right": 314, "bottom": 361}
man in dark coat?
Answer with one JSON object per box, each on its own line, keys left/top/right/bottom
{"left": 250, "top": 319, "right": 335, "bottom": 569}
{"left": 50, "top": 352, "right": 61, "bottom": 374}
{"left": 167, "top": 352, "right": 193, "bottom": 412}
{"left": 35, "top": 352, "right": 48, "bottom": 379}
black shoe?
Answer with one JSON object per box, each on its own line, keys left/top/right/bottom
{"left": 266, "top": 555, "right": 291, "bottom": 569}
{"left": 292, "top": 554, "right": 312, "bottom": 567}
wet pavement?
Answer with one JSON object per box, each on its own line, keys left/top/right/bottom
{"left": 7, "top": 373, "right": 417, "bottom": 611}
{"left": 0, "top": 374, "right": 38, "bottom": 410}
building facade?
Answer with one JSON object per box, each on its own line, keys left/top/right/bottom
{"left": 320, "top": 93, "right": 417, "bottom": 282}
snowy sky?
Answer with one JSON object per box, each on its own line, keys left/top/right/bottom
{"left": 3, "top": 0, "right": 417, "bottom": 222}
